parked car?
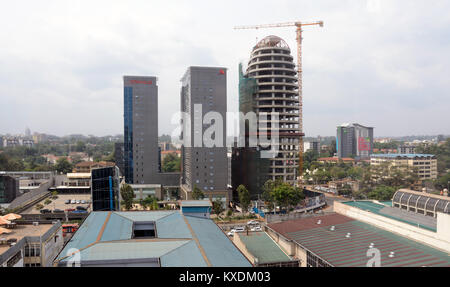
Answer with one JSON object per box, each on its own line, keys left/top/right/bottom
{"left": 70, "top": 200, "right": 76, "bottom": 204}
{"left": 72, "top": 210, "right": 87, "bottom": 214}
{"left": 75, "top": 200, "right": 81, "bottom": 204}
{"left": 76, "top": 206, "right": 87, "bottom": 211}
{"left": 250, "top": 226, "right": 262, "bottom": 232}
{"left": 81, "top": 200, "right": 86, "bottom": 204}
{"left": 65, "top": 208, "right": 75, "bottom": 212}
{"left": 40, "top": 209, "right": 51, "bottom": 214}
{"left": 53, "top": 209, "right": 64, "bottom": 213}
{"left": 227, "top": 230, "right": 235, "bottom": 236}
{"left": 64, "top": 200, "right": 70, "bottom": 204}
{"left": 234, "top": 226, "right": 245, "bottom": 233}
{"left": 247, "top": 220, "right": 258, "bottom": 225}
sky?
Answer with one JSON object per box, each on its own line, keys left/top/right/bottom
{"left": 0, "top": 0, "right": 449, "bottom": 138}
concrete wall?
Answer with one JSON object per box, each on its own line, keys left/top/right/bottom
{"left": 265, "top": 227, "right": 295, "bottom": 256}
{"left": 233, "top": 233, "right": 256, "bottom": 265}
{"left": 334, "top": 201, "right": 450, "bottom": 253}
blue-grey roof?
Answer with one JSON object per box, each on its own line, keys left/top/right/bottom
{"left": 371, "top": 153, "right": 435, "bottom": 158}
{"left": 186, "top": 215, "right": 252, "bottom": 267}
{"left": 180, "top": 200, "right": 212, "bottom": 207}
{"left": 55, "top": 210, "right": 250, "bottom": 267}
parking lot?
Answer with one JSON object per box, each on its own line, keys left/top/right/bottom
{"left": 23, "top": 193, "right": 91, "bottom": 214}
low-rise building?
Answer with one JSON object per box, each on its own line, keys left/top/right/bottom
{"left": 398, "top": 145, "right": 416, "bottom": 154}
{"left": 73, "top": 161, "right": 115, "bottom": 173}
{"left": 233, "top": 232, "right": 299, "bottom": 267}
{"left": 328, "top": 178, "right": 360, "bottom": 194}
{"left": 317, "top": 157, "right": 355, "bottom": 164}
{"left": 54, "top": 208, "right": 251, "bottom": 267}
{"left": 265, "top": 212, "right": 450, "bottom": 267}
{"left": 0, "top": 221, "right": 64, "bottom": 267}
{"left": 370, "top": 154, "right": 438, "bottom": 180}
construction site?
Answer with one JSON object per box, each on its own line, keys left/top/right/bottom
{"left": 232, "top": 21, "right": 323, "bottom": 198}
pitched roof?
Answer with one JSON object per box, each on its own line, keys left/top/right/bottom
{"left": 55, "top": 210, "right": 250, "bottom": 267}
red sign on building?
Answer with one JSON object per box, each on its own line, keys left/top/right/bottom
{"left": 358, "top": 137, "right": 371, "bottom": 151}
{"left": 129, "top": 80, "right": 153, "bottom": 85}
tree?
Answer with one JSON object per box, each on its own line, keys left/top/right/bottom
{"left": 261, "top": 180, "right": 276, "bottom": 212}
{"left": 120, "top": 184, "right": 135, "bottom": 210}
{"left": 55, "top": 157, "right": 73, "bottom": 174}
{"left": 237, "top": 184, "right": 251, "bottom": 213}
{"left": 142, "top": 195, "right": 158, "bottom": 210}
{"left": 51, "top": 191, "right": 58, "bottom": 199}
{"left": 192, "top": 185, "right": 205, "bottom": 200}
{"left": 212, "top": 198, "right": 224, "bottom": 216}
{"left": 271, "top": 182, "right": 293, "bottom": 211}
{"left": 162, "top": 153, "right": 181, "bottom": 172}
{"left": 367, "top": 185, "right": 396, "bottom": 201}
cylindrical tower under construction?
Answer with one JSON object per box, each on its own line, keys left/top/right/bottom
{"left": 244, "top": 35, "right": 300, "bottom": 185}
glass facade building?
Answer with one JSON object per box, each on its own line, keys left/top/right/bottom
{"left": 91, "top": 166, "right": 120, "bottom": 211}
{"left": 124, "top": 86, "right": 133, "bottom": 183}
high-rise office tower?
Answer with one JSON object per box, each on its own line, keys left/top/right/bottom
{"left": 114, "top": 142, "right": 125, "bottom": 176}
{"left": 123, "top": 76, "right": 180, "bottom": 188}
{"left": 123, "top": 76, "right": 159, "bottom": 184}
{"left": 180, "top": 67, "right": 230, "bottom": 203}
{"left": 234, "top": 35, "right": 300, "bottom": 197}
{"left": 336, "top": 123, "right": 374, "bottom": 159}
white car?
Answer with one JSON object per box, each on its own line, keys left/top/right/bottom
{"left": 227, "top": 230, "right": 235, "bottom": 236}
{"left": 247, "top": 220, "right": 258, "bottom": 225}
{"left": 234, "top": 226, "right": 245, "bottom": 233}
{"left": 251, "top": 226, "right": 262, "bottom": 232}
{"left": 70, "top": 200, "right": 76, "bottom": 204}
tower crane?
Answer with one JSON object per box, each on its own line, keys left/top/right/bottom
{"left": 234, "top": 21, "right": 323, "bottom": 187}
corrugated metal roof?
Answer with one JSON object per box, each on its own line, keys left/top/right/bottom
{"left": 115, "top": 211, "right": 175, "bottom": 222}
{"left": 342, "top": 201, "right": 437, "bottom": 231}
{"left": 100, "top": 213, "right": 133, "bottom": 242}
{"left": 267, "top": 213, "right": 450, "bottom": 267}
{"left": 180, "top": 200, "right": 212, "bottom": 207}
{"left": 160, "top": 240, "right": 207, "bottom": 267}
{"left": 186, "top": 215, "right": 252, "bottom": 267}
{"left": 238, "top": 232, "right": 292, "bottom": 264}
{"left": 156, "top": 212, "right": 192, "bottom": 239}
{"left": 59, "top": 240, "right": 191, "bottom": 262}
{"left": 57, "top": 212, "right": 109, "bottom": 259}
{"left": 56, "top": 211, "right": 250, "bottom": 267}
{"left": 371, "top": 153, "right": 435, "bottom": 158}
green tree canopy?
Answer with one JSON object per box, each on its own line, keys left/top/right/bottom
{"left": 120, "top": 184, "right": 135, "bottom": 210}
{"left": 192, "top": 185, "right": 205, "bottom": 200}
{"left": 54, "top": 157, "right": 73, "bottom": 174}
{"left": 212, "top": 198, "right": 225, "bottom": 215}
{"left": 237, "top": 184, "right": 251, "bottom": 213}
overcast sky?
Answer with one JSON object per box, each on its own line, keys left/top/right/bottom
{"left": 0, "top": 0, "right": 449, "bottom": 138}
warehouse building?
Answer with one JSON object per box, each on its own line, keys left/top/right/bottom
{"left": 265, "top": 212, "right": 450, "bottom": 267}
{"left": 54, "top": 208, "right": 251, "bottom": 267}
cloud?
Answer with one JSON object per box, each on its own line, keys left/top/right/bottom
{"left": 0, "top": 0, "right": 449, "bottom": 138}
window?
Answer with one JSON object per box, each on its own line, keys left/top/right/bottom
{"left": 133, "top": 222, "right": 156, "bottom": 238}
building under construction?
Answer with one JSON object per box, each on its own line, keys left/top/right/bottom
{"left": 233, "top": 35, "right": 300, "bottom": 198}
